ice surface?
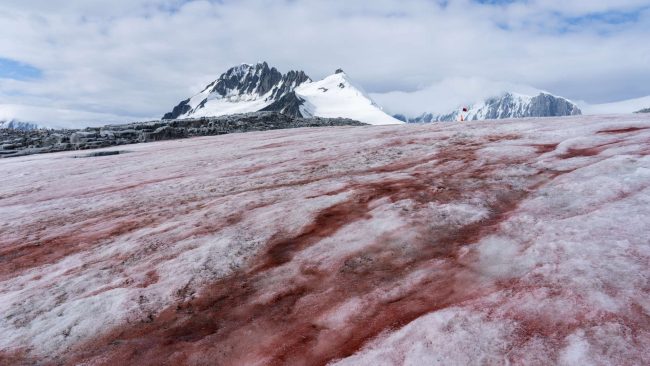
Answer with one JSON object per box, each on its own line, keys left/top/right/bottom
{"left": 0, "top": 114, "right": 649, "bottom": 365}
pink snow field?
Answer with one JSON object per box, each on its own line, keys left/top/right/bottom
{"left": 1, "top": 114, "right": 649, "bottom": 365}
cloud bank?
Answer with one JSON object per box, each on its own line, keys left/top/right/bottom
{"left": 0, "top": 0, "right": 649, "bottom": 125}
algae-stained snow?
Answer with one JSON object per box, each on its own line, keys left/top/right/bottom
{"left": 0, "top": 114, "right": 649, "bottom": 365}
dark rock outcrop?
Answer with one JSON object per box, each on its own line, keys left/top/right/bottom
{"left": 209, "top": 62, "right": 283, "bottom": 98}
{"left": 260, "top": 92, "right": 305, "bottom": 117}
{"left": 1, "top": 112, "right": 366, "bottom": 158}
{"left": 392, "top": 114, "right": 408, "bottom": 122}
{"left": 635, "top": 108, "right": 650, "bottom": 114}
{"left": 162, "top": 98, "right": 192, "bottom": 120}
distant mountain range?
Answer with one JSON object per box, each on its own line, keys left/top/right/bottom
{"left": 0, "top": 119, "right": 41, "bottom": 130}
{"left": 6, "top": 62, "right": 643, "bottom": 129}
{"left": 163, "top": 62, "right": 402, "bottom": 125}
{"left": 395, "top": 92, "right": 582, "bottom": 123}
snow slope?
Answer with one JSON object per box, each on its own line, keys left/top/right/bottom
{"left": 581, "top": 95, "right": 650, "bottom": 115}
{"left": 296, "top": 71, "right": 402, "bottom": 125}
{"left": 1, "top": 114, "right": 649, "bottom": 365}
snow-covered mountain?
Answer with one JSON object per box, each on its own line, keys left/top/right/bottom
{"left": 398, "top": 92, "right": 581, "bottom": 123}
{"left": 163, "top": 62, "right": 402, "bottom": 125}
{"left": 0, "top": 119, "right": 41, "bottom": 130}
{"left": 291, "top": 69, "right": 401, "bottom": 125}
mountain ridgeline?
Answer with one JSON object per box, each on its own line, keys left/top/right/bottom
{"left": 395, "top": 92, "right": 582, "bottom": 123}
{"left": 164, "top": 62, "right": 584, "bottom": 125}
{"left": 163, "top": 62, "right": 311, "bottom": 120}
{"left": 163, "top": 62, "right": 402, "bottom": 125}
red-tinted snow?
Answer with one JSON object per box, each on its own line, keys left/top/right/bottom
{"left": 1, "top": 115, "right": 649, "bottom": 365}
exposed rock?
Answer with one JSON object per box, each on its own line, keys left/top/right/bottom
{"left": 163, "top": 62, "right": 312, "bottom": 120}
{"left": 393, "top": 114, "right": 408, "bottom": 122}
{"left": 0, "top": 112, "right": 366, "bottom": 158}
{"left": 260, "top": 91, "right": 305, "bottom": 117}
{"left": 162, "top": 98, "right": 192, "bottom": 120}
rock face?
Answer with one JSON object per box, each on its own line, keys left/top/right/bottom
{"left": 403, "top": 92, "right": 582, "bottom": 122}
{"left": 163, "top": 62, "right": 312, "bottom": 120}
{"left": 635, "top": 108, "right": 650, "bottom": 113}
{"left": 260, "top": 91, "right": 306, "bottom": 117}
{"left": 162, "top": 98, "right": 192, "bottom": 120}
{"left": 527, "top": 93, "right": 582, "bottom": 117}
{"left": 0, "top": 112, "right": 365, "bottom": 158}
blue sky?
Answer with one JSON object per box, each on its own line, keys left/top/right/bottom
{"left": 0, "top": 58, "right": 42, "bottom": 80}
{"left": 0, "top": 0, "right": 649, "bottom": 126}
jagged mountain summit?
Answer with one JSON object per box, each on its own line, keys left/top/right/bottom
{"left": 398, "top": 92, "right": 582, "bottom": 123}
{"left": 163, "top": 62, "right": 402, "bottom": 125}
{"left": 163, "top": 62, "right": 310, "bottom": 120}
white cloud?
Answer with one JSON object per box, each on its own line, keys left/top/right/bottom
{"left": 0, "top": 103, "right": 143, "bottom": 129}
{"left": 370, "top": 77, "right": 543, "bottom": 117}
{"left": 0, "top": 0, "right": 649, "bottom": 126}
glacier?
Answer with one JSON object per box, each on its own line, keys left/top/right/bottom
{"left": 1, "top": 114, "right": 649, "bottom": 365}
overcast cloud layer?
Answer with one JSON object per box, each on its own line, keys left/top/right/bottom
{"left": 0, "top": 0, "right": 649, "bottom": 126}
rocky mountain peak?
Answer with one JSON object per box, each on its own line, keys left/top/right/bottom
{"left": 206, "top": 61, "right": 284, "bottom": 98}
{"left": 163, "top": 62, "right": 313, "bottom": 120}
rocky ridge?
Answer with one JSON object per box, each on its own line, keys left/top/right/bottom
{"left": 0, "top": 112, "right": 365, "bottom": 158}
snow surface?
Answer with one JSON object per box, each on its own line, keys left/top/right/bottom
{"left": 581, "top": 95, "right": 650, "bottom": 115}
{"left": 295, "top": 72, "right": 403, "bottom": 125}
{"left": 1, "top": 114, "right": 649, "bottom": 365}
